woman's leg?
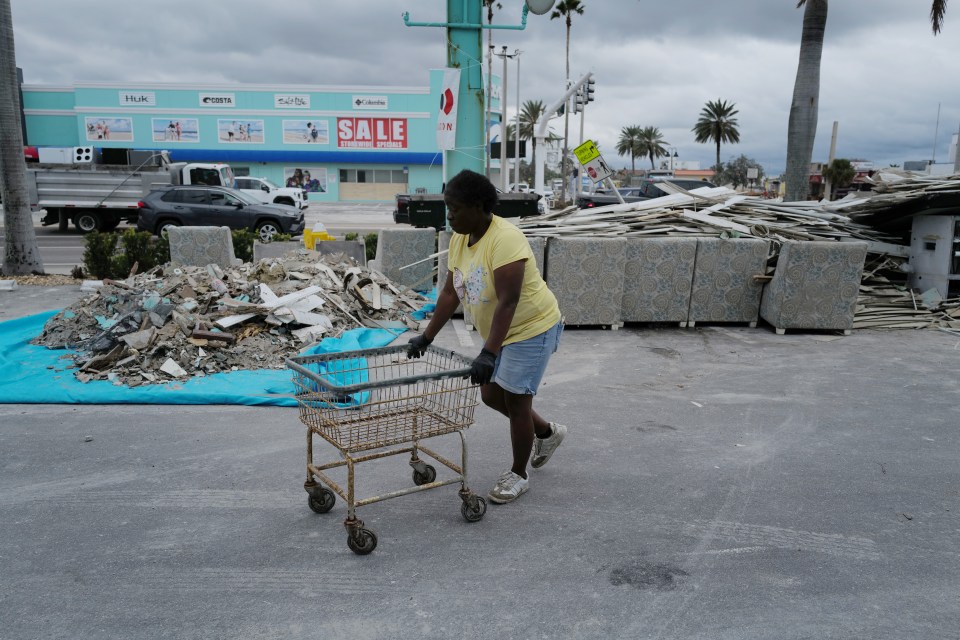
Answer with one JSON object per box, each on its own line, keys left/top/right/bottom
{"left": 480, "top": 383, "right": 551, "bottom": 437}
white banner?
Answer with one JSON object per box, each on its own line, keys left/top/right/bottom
{"left": 436, "top": 68, "right": 461, "bottom": 151}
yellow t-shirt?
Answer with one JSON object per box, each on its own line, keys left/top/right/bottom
{"left": 448, "top": 216, "right": 560, "bottom": 345}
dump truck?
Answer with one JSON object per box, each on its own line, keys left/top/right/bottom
{"left": 393, "top": 191, "right": 543, "bottom": 231}
{"left": 27, "top": 151, "right": 235, "bottom": 233}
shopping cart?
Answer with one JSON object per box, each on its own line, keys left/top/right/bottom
{"left": 286, "top": 344, "right": 486, "bottom": 554}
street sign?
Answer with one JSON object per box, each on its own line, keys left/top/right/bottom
{"left": 573, "top": 140, "right": 613, "bottom": 184}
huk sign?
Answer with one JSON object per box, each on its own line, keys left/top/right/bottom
{"left": 337, "top": 117, "right": 408, "bottom": 149}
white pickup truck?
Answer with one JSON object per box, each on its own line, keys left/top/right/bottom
{"left": 233, "top": 176, "right": 307, "bottom": 209}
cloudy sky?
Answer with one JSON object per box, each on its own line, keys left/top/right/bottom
{"left": 10, "top": 0, "right": 960, "bottom": 176}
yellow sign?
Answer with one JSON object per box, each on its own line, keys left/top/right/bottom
{"left": 574, "top": 140, "right": 600, "bottom": 165}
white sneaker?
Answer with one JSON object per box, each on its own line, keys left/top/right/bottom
{"left": 531, "top": 422, "right": 567, "bottom": 469}
{"left": 488, "top": 470, "right": 529, "bottom": 504}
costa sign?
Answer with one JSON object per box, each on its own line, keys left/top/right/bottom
{"left": 337, "top": 117, "right": 407, "bottom": 149}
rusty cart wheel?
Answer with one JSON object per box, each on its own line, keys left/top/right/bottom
{"left": 412, "top": 464, "right": 437, "bottom": 486}
{"left": 307, "top": 488, "right": 335, "bottom": 514}
{"left": 347, "top": 528, "right": 378, "bottom": 555}
{"left": 461, "top": 496, "right": 487, "bottom": 523}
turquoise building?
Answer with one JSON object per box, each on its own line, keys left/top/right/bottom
{"left": 21, "top": 71, "right": 504, "bottom": 202}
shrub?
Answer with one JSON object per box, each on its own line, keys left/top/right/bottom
{"left": 363, "top": 232, "right": 378, "bottom": 262}
{"left": 82, "top": 232, "right": 119, "bottom": 280}
{"left": 83, "top": 230, "right": 171, "bottom": 279}
{"left": 231, "top": 229, "right": 256, "bottom": 263}
{"left": 112, "top": 229, "right": 158, "bottom": 277}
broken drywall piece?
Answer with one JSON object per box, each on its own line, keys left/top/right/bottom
{"left": 159, "top": 358, "right": 188, "bottom": 378}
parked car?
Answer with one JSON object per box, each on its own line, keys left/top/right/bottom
{"left": 577, "top": 186, "right": 647, "bottom": 209}
{"left": 233, "top": 176, "right": 307, "bottom": 209}
{"left": 137, "top": 185, "right": 305, "bottom": 241}
{"left": 578, "top": 179, "right": 716, "bottom": 208}
{"left": 637, "top": 177, "right": 716, "bottom": 199}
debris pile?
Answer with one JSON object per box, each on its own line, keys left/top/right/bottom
{"left": 519, "top": 175, "right": 960, "bottom": 329}
{"left": 32, "top": 251, "right": 428, "bottom": 386}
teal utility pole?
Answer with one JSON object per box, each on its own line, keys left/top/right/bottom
{"left": 404, "top": 2, "right": 530, "bottom": 181}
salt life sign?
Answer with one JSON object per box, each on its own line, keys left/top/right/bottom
{"left": 275, "top": 94, "right": 310, "bottom": 109}
{"left": 337, "top": 117, "right": 408, "bottom": 149}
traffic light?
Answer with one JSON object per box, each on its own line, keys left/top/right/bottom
{"left": 573, "top": 89, "right": 583, "bottom": 114}
{"left": 584, "top": 78, "right": 596, "bottom": 103}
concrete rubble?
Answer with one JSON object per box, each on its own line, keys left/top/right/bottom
{"left": 30, "top": 250, "right": 428, "bottom": 387}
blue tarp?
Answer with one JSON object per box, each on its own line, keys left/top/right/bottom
{"left": 0, "top": 311, "right": 403, "bottom": 406}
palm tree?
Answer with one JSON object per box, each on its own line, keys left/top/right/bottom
{"left": 638, "top": 126, "right": 669, "bottom": 170}
{"left": 822, "top": 158, "right": 856, "bottom": 200}
{"left": 692, "top": 99, "right": 740, "bottom": 171}
{"left": 784, "top": 0, "right": 948, "bottom": 201}
{"left": 550, "top": 0, "right": 585, "bottom": 204}
{"left": 0, "top": 0, "right": 43, "bottom": 275}
{"left": 516, "top": 99, "right": 558, "bottom": 178}
{"left": 616, "top": 125, "right": 644, "bottom": 174}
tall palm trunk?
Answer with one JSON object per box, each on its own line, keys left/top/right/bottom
{"left": 0, "top": 0, "right": 43, "bottom": 275}
{"left": 784, "top": 0, "right": 827, "bottom": 202}
{"left": 714, "top": 140, "right": 721, "bottom": 170}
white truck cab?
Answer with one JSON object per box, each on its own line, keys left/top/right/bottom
{"left": 234, "top": 176, "right": 307, "bottom": 209}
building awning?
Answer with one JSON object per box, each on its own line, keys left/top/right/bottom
{"left": 166, "top": 148, "right": 443, "bottom": 166}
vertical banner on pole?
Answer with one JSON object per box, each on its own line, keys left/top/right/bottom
{"left": 437, "top": 68, "right": 461, "bottom": 151}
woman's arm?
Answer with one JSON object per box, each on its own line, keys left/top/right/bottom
{"left": 420, "top": 270, "right": 460, "bottom": 341}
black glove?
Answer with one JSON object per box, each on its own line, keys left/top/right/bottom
{"left": 407, "top": 334, "right": 432, "bottom": 359}
{"left": 469, "top": 348, "right": 497, "bottom": 385}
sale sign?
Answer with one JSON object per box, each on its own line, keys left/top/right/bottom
{"left": 337, "top": 117, "right": 408, "bottom": 149}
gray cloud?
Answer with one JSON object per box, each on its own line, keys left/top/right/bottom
{"left": 11, "top": 0, "right": 959, "bottom": 175}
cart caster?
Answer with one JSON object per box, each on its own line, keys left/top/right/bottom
{"left": 412, "top": 464, "right": 437, "bottom": 486}
{"left": 307, "top": 487, "right": 336, "bottom": 514}
{"left": 347, "top": 528, "right": 378, "bottom": 555}
{"left": 461, "top": 495, "right": 487, "bottom": 523}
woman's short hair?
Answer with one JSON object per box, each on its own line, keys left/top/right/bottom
{"left": 444, "top": 169, "right": 498, "bottom": 214}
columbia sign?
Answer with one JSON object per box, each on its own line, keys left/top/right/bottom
{"left": 353, "top": 96, "right": 389, "bottom": 110}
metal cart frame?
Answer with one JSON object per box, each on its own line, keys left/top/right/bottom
{"left": 286, "top": 344, "right": 486, "bottom": 554}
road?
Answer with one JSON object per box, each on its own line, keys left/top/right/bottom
{"left": 0, "top": 203, "right": 399, "bottom": 274}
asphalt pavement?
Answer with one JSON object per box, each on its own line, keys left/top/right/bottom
{"left": 0, "top": 203, "right": 398, "bottom": 274}
{"left": 1, "top": 284, "right": 958, "bottom": 639}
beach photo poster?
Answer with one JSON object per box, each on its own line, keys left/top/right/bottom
{"left": 85, "top": 117, "right": 134, "bottom": 142}
{"left": 217, "top": 119, "right": 264, "bottom": 143}
{"left": 151, "top": 118, "right": 199, "bottom": 143}
{"left": 284, "top": 167, "right": 326, "bottom": 193}
{"left": 282, "top": 119, "right": 329, "bottom": 144}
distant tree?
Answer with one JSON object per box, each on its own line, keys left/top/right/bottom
{"left": 551, "top": 0, "right": 586, "bottom": 204}
{"left": 1, "top": 0, "right": 43, "bottom": 274}
{"left": 616, "top": 125, "right": 643, "bottom": 174}
{"left": 785, "top": 0, "right": 947, "bottom": 201}
{"left": 713, "top": 154, "right": 765, "bottom": 189}
{"left": 693, "top": 99, "right": 740, "bottom": 170}
{"left": 638, "top": 126, "right": 668, "bottom": 170}
{"left": 822, "top": 158, "right": 856, "bottom": 200}
{"left": 515, "top": 99, "right": 559, "bottom": 183}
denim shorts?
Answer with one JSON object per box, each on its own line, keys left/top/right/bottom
{"left": 492, "top": 320, "right": 563, "bottom": 396}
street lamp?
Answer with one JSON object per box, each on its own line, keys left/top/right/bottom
{"left": 494, "top": 46, "right": 521, "bottom": 192}
{"left": 668, "top": 147, "right": 679, "bottom": 172}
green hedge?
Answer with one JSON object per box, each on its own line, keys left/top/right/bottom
{"left": 82, "top": 230, "right": 169, "bottom": 280}
{"left": 83, "top": 228, "right": 292, "bottom": 279}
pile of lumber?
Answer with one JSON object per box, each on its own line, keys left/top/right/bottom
{"left": 518, "top": 175, "right": 960, "bottom": 330}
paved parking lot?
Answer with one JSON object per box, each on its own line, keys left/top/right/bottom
{"left": 1, "top": 285, "right": 958, "bottom": 639}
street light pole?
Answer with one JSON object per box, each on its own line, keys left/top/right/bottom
{"left": 514, "top": 49, "right": 522, "bottom": 191}
{"left": 499, "top": 46, "right": 509, "bottom": 192}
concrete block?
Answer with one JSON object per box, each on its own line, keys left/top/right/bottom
{"left": 168, "top": 226, "right": 237, "bottom": 269}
